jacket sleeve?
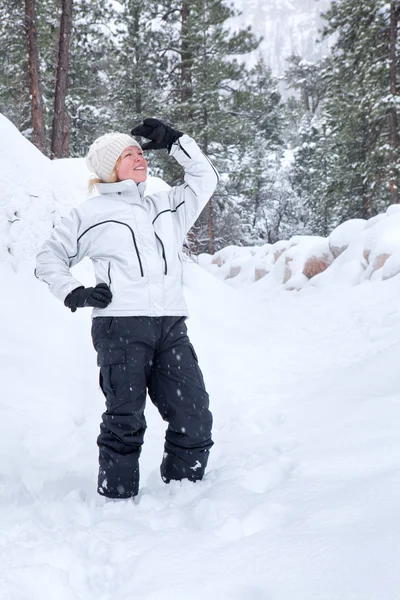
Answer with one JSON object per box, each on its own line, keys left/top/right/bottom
{"left": 167, "top": 134, "right": 219, "bottom": 241}
{"left": 35, "top": 208, "right": 85, "bottom": 302}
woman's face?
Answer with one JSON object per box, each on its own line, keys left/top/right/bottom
{"left": 116, "top": 146, "right": 148, "bottom": 183}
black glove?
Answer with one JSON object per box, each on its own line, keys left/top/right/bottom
{"left": 64, "top": 283, "right": 112, "bottom": 313}
{"left": 131, "top": 118, "right": 183, "bottom": 152}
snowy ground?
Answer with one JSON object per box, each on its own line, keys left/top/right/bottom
{"left": 1, "top": 255, "right": 400, "bottom": 599}
{"left": 1, "top": 114, "right": 399, "bottom": 598}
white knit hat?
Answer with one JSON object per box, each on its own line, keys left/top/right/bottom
{"left": 86, "top": 132, "right": 142, "bottom": 182}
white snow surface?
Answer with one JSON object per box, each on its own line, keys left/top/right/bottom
{"left": 1, "top": 115, "right": 400, "bottom": 599}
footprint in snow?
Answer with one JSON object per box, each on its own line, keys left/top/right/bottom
{"left": 239, "top": 457, "right": 297, "bottom": 494}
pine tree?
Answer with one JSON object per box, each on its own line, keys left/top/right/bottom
{"left": 149, "top": 0, "right": 260, "bottom": 253}
{"left": 51, "top": 0, "right": 73, "bottom": 158}
{"left": 292, "top": 111, "right": 343, "bottom": 235}
{"left": 225, "top": 58, "right": 287, "bottom": 245}
{"left": 320, "top": 0, "right": 400, "bottom": 218}
{"left": 285, "top": 54, "right": 325, "bottom": 115}
{"left": 0, "top": 0, "right": 30, "bottom": 135}
{"left": 388, "top": 0, "right": 400, "bottom": 202}
{"left": 25, "top": 0, "right": 47, "bottom": 153}
{"left": 283, "top": 55, "right": 339, "bottom": 235}
{"left": 107, "top": 0, "right": 168, "bottom": 132}
{"left": 65, "top": 0, "right": 120, "bottom": 156}
{"left": 0, "top": 0, "right": 120, "bottom": 156}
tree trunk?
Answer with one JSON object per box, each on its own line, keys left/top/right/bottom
{"left": 361, "top": 191, "right": 372, "bottom": 219}
{"left": 181, "top": 2, "right": 193, "bottom": 112}
{"left": 252, "top": 174, "right": 262, "bottom": 228}
{"left": 130, "top": 2, "right": 142, "bottom": 116}
{"left": 389, "top": 0, "right": 400, "bottom": 203}
{"left": 301, "top": 88, "right": 310, "bottom": 113}
{"left": 25, "top": 0, "right": 46, "bottom": 154}
{"left": 207, "top": 202, "right": 215, "bottom": 254}
{"left": 51, "top": 0, "right": 73, "bottom": 158}
{"left": 61, "top": 112, "right": 70, "bottom": 157}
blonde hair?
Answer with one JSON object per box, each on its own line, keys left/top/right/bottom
{"left": 88, "top": 156, "right": 121, "bottom": 193}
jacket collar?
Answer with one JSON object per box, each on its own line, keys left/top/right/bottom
{"left": 96, "top": 180, "right": 146, "bottom": 203}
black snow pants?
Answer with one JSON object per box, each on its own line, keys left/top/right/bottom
{"left": 91, "top": 316, "right": 213, "bottom": 498}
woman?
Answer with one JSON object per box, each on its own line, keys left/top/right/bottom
{"left": 35, "top": 118, "right": 219, "bottom": 499}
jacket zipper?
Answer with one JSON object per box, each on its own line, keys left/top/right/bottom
{"left": 155, "top": 233, "right": 168, "bottom": 275}
{"left": 108, "top": 262, "right": 112, "bottom": 286}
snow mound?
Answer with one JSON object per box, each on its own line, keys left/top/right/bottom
{"left": 200, "top": 207, "right": 400, "bottom": 292}
{"left": 0, "top": 115, "right": 56, "bottom": 269}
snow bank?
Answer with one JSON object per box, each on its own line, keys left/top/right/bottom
{"left": 0, "top": 115, "right": 56, "bottom": 269}
{"left": 200, "top": 207, "right": 400, "bottom": 291}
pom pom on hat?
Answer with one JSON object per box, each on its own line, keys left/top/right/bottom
{"left": 86, "top": 132, "right": 141, "bottom": 182}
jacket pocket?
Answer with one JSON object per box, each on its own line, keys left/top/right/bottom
{"left": 97, "top": 348, "right": 127, "bottom": 402}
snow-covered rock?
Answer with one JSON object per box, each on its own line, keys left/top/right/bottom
{"left": 283, "top": 236, "right": 333, "bottom": 284}
{"left": 271, "top": 239, "right": 289, "bottom": 262}
{"left": 329, "top": 219, "right": 366, "bottom": 258}
{"left": 382, "top": 250, "right": 400, "bottom": 280}
{"left": 202, "top": 205, "right": 400, "bottom": 291}
{"left": 363, "top": 213, "right": 400, "bottom": 280}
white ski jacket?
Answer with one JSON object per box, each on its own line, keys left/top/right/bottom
{"left": 35, "top": 134, "right": 219, "bottom": 317}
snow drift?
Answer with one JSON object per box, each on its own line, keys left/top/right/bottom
{"left": 199, "top": 206, "right": 400, "bottom": 292}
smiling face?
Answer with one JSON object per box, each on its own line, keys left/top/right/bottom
{"left": 116, "top": 146, "right": 148, "bottom": 183}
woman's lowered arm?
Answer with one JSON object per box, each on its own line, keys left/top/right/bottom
{"left": 35, "top": 208, "right": 85, "bottom": 302}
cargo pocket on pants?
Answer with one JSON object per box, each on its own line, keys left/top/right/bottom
{"left": 189, "top": 344, "right": 206, "bottom": 389}
{"left": 97, "top": 348, "right": 127, "bottom": 404}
